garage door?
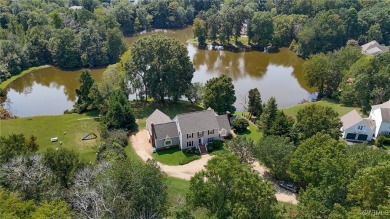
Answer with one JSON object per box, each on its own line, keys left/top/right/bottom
{"left": 346, "top": 133, "right": 356, "bottom": 140}
{"left": 357, "top": 134, "right": 368, "bottom": 141}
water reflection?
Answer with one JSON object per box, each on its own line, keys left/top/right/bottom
{"left": 3, "top": 26, "right": 316, "bottom": 117}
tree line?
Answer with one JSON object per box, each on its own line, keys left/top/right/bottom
{"left": 192, "top": 0, "right": 389, "bottom": 55}
{"left": 304, "top": 45, "right": 390, "bottom": 113}
{"left": 0, "top": 0, "right": 221, "bottom": 84}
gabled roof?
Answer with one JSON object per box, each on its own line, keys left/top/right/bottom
{"left": 146, "top": 109, "right": 171, "bottom": 132}
{"left": 363, "top": 118, "right": 376, "bottom": 128}
{"left": 361, "top": 41, "right": 389, "bottom": 55}
{"left": 175, "top": 109, "right": 219, "bottom": 134}
{"left": 216, "top": 115, "right": 230, "bottom": 131}
{"left": 153, "top": 122, "right": 179, "bottom": 140}
{"left": 361, "top": 41, "right": 381, "bottom": 51}
{"left": 341, "top": 110, "right": 363, "bottom": 130}
{"left": 380, "top": 108, "right": 390, "bottom": 122}
{"left": 371, "top": 100, "right": 390, "bottom": 111}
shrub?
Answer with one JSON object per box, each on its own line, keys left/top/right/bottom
{"left": 232, "top": 117, "right": 249, "bottom": 132}
{"left": 376, "top": 134, "right": 390, "bottom": 147}
{"left": 207, "top": 140, "right": 224, "bottom": 151}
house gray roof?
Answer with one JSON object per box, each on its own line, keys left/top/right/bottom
{"left": 146, "top": 109, "right": 172, "bottom": 132}
{"left": 363, "top": 118, "right": 376, "bottom": 128}
{"left": 381, "top": 108, "right": 390, "bottom": 122}
{"left": 175, "top": 109, "right": 220, "bottom": 134}
{"left": 371, "top": 100, "right": 390, "bottom": 111}
{"left": 341, "top": 110, "right": 363, "bottom": 129}
{"left": 361, "top": 41, "right": 389, "bottom": 55}
{"left": 217, "top": 115, "right": 230, "bottom": 131}
{"left": 153, "top": 122, "right": 179, "bottom": 140}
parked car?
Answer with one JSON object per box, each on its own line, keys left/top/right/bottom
{"left": 279, "top": 182, "right": 298, "bottom": 193}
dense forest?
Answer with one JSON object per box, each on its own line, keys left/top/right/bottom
{"left": 1, "top": 0, "right": 390, "bottom": 83}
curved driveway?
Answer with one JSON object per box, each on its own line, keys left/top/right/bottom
{"left": 130, "top": 130, "right": 298, "bottom": 204}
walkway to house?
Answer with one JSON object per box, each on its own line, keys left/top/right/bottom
{"left": 130, "top": 130, "right": 298, "bottom": 204}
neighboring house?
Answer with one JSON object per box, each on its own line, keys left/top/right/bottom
{"left": 146, "top": 108, "right": 231, "bottom": 152}
{"left": 340, "top": 110, "right": 374, "bottom": 141}
{"left": 341, "top": 100, "right": 390, "bottom": 141}
{"left": 361, "top": 40, "right": 389, "bottom": 55}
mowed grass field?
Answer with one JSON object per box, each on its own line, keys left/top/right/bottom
{"left": 282, "top": 99, "right": 358, "bottom": 118}
{"left": 0, "top": 113, "right": 100, "bottom": 162}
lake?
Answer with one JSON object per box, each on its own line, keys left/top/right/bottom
{"left": 2, "top": 26, "right": 316, "bottom": 117}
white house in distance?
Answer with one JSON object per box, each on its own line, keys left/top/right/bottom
{"left": 361, "top": 40, "right": 389, "bottom": 55}
{"left": 341, "top": 100, "right": 390, "bottom": 142}
{"left": 146, "top": 108, "right": 231, "bottom": 154}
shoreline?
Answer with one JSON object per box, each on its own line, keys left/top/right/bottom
{"left": 0, "top": 65, "right": 51, "bottom": 89}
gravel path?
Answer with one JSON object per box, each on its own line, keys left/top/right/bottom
{"left": 130, "top": 130, "right": 297, "bottom": 204}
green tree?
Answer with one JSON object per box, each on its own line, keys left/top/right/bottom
{"left": 185, "top": 82, "right": 203, "bottom": 104}
{"left": 187, "top": 153, "right": 280, "bottom": 219}
{"left": 367, "top": 23, "right": 383, "bottom": 42}
{"left": 100, "top": 89, "right": 136, "bottom": 131}
{"left": 74, "top": 70, "right": 95, "bottom": 113}
{"left": 232, "top": 117, "right": 249, "bottom": 132}
{"left": 0, "top": 188, "right": 36, "bottom": 218}
{"left": 247, "top": 88, "right": 262, "bottom": 118}
{"left": 48, "top": 28, "right": 81, "bottom": 69}
{"left": 203, "top": 75, "right": 236, "bottom": 114}
{"left": 269, "top": 111, "right": 294, "bottom": 137}
{"left": 257, "top": 97, "right": 277, "bottom": 136}
{"left": 295, "top": 104, "right": 341, "bottom": 140}
{"left": 107, "top": 27, "right": 127, "bottom": 63}
{"left": 289, "top": 134, "right": 347, "bottom": 187}
{"left": 127, "top": 34, "right": 194, "bottom": 101}
{"left": 113, "top": 0, "right": 136, "bottom": 35}
{"left": 193, "top": 18, "right": 207, "bottom": 45}
{"left": 248, "top": 11, "right": 273, "bottom": 47}
{"left": 348, "top": 162, "right": 390, "bottom": 210}
{"left": 78, "top": 23, "right": 109, "bottom": 67}
{"left": 303, "top": 53, "right": 332, "bottom": 98}
{"left": 0, "top": 134, "right": 38, "bottom": 164}
{"left": 255, "top": 136, "right": 295, "bottom": 180}
{"left": 31, "top": 199, "right": 73, "bottom": 219}
{"left": 226, "top": 136, "right": 255, "bottom": 164}
{"left": 43, "top": 148, "right": 79, "bottom": 188}
{"left": 297, "top": 10, "right": 346, "bottom": 55}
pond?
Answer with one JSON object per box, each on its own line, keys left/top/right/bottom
{"left": 2, "top": 26, "right": 316, "bottom": 117}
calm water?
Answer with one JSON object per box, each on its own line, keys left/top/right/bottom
{"left": 2, "top": 26, "right": 316, "bottom": 117}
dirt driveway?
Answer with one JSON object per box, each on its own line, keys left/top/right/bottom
{"left": 130, "top": 130, "right": 297, "bottom": 204}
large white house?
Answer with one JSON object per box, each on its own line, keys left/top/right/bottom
{"left": 341, "top": 100, "right": 390, "bottom": 141}
{"left": 146, "top": 109, "right": 231, "bottom": 153}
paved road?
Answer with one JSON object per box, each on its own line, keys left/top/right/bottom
{"left": 130, "top": 130, "right": 298, "bottom": 204}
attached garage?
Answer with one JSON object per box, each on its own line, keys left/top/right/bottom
{"left": 357, "top": 134, "right": 368, "bottom": 141}
{"left": 346, "top": 133, "right": 357, "bottom": 140}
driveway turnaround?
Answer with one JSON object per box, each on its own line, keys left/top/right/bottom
{"left": 130, "top": 130, "right": 298, "bottom": 204}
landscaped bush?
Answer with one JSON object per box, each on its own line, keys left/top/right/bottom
{"left": 232, "top": 117, "right": 249, "bottom": 132}
{"left": 376, "top": 134, "right": 390, "bottom": 147}
{"left": 179, "top": 155, "right": 201, "bottom": 165}
{"left": 207, "top": 140, "right": 224, "bottom": 151}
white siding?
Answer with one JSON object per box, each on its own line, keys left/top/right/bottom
{"left": 343, "top": 120, "right": 374, "bottom": 141}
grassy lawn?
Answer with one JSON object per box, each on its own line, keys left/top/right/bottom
{"left": 0, "top": 65, "right": 49, "bottom": 89}
{"left": 233, "top": 113, "right": 264, "bottom": 143}
{"left": 282, "top": 99, "right": 358, "bottom": 118}
{"left": 152, "top": 147, "right": 201, "bottom": 165}
{"left": 0, "top": 112, "right": 100, "bottom": 162}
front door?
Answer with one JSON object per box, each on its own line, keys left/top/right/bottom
{"left": 198, "top": 138, "right": 202, "bottom": 145}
